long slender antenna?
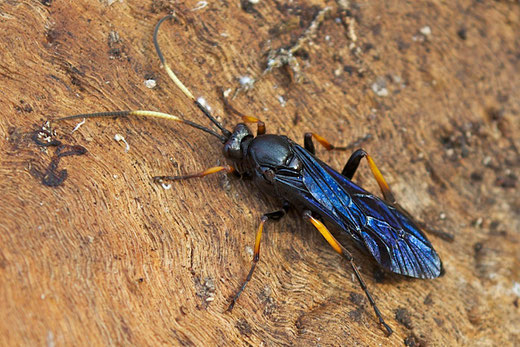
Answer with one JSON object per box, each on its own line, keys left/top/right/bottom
{"left": 153, "top": 14, "right": 232, "bottom": 138}
{"left": 52, "top": 110, "right": 227, "bottom": 143}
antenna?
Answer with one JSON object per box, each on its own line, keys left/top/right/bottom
{"left": 153, "top": 14, "right": 232, "bottom": 138}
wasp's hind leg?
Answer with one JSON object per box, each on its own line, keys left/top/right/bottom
{"left": 227, "top": 202, "right": 290, "bottom": 311}
{"left": 302, "top": 210, "right": 393, "bottom": 336}
{"left": 303, "top": 134, "right": 395, "bottom": 203}
{"left": 341, "top": 149, "right": 396, "bottom": 204}
{"left": 342, "top": 150, "right": 454, "bottom": 242}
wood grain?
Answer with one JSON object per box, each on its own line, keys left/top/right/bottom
{"left": 1, "top": 0, "right": 519, "bottom": 345}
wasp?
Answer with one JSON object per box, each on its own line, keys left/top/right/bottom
{"left": 52, "top": 15, "right": 443, "bottom": 336}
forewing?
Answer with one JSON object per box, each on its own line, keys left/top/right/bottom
{"left": 292, "top": 145, "right": 442, "bottom": 279}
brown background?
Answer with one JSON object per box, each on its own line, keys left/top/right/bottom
{"left": 1, "top": 0, "right": 519, "bottom": 346}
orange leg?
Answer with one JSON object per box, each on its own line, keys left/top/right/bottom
{"left": 153, "top": 165, "right": 235, "bottom": 182}
{"left": 305, "top": 134, "right": 453, "bottom": 242}
{"left": 304, "top": 132, "right": 348, "bottom": 152}
{"left": 304, "top": 132, "right": 395, "bottom": 204}
{"left": 227, "top": 204, "right": 289, "bottom": 311}
{"left": 341, "top": 149, "right": 396, "bottom": 203}
{"left": 219, "top": 87, "right": 266, "bottom": 135}
{"left": 303, "top": 210, "right": 393, "bottom": 336}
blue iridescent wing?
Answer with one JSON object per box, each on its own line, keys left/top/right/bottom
{"left": 290, "top": 144, "right": 442, "bottom": 279}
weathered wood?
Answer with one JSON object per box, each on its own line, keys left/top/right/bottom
{"left": 1, "top": 0, "right": 519, "bottom": 345}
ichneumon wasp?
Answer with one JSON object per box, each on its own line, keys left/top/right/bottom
{"left": 49, "top": 14, "right": 443, "bottom": 336}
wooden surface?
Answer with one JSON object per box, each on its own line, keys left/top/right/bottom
{"left": 1, "top": 0, "right": 519, "bottom": 345}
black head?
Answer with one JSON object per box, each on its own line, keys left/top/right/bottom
{"left": 223, "top": 123, "right": 254, "bottom": 172}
